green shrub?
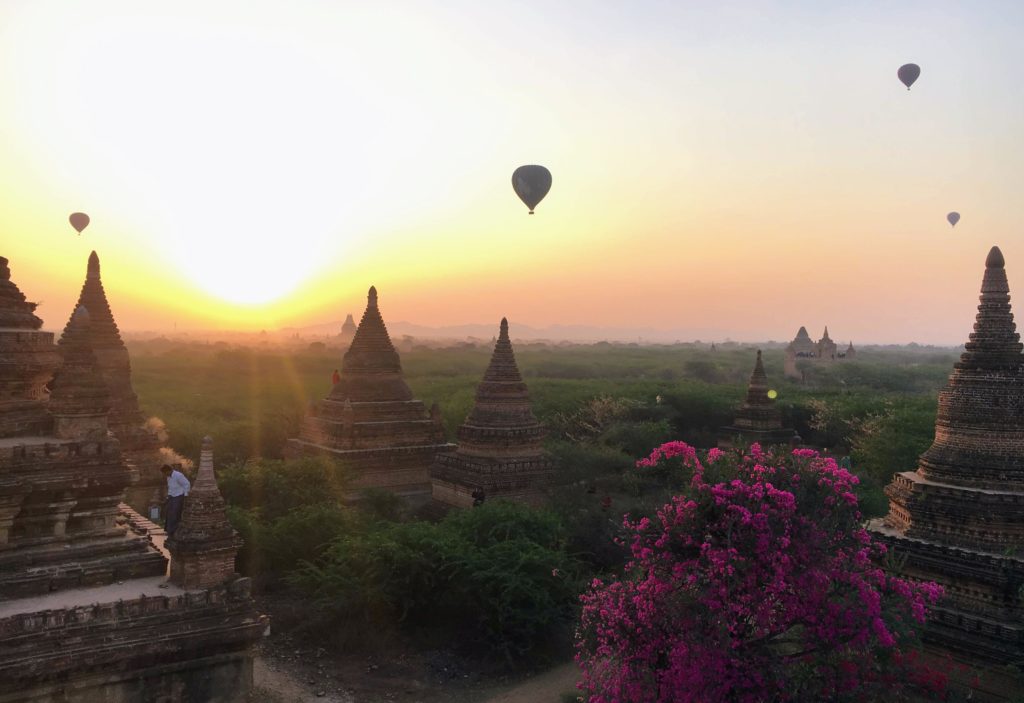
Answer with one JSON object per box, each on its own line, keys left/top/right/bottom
{"left": 290, "top": 501, "right": 582, "bottom": 662}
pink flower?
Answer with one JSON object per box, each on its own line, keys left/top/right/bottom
{"left": 576, "top": 440, "right": 942, "bottom": 703}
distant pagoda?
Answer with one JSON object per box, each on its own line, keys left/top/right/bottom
{"left": 719, "top": 350, "right": 794, "bottom": 448}
{"left": 784, "top": 324, "right": 852, "bottom": 380}
{"left": 432, "top": 319, "right": 555, "bottom": 509}
{"left": 59, "top": 251, "right": 183, "bottom": 514}
{"left": 339, "top": 313, "right": 357, "bottom": 346}
{"left": 287, "top": 286, "right": 453, "bottom": 502}
{"left": 788, "top": 326, "right": 815, "bottom": 355}
{"left": 869, "top": 246, "right": 1024, "bottom": 700}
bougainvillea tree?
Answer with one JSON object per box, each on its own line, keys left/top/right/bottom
{"left": 576, "top": 442, "right": 943, "bottom": 703}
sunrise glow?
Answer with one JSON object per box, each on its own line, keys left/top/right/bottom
{"left": 2, "top": 1, "right": 1023, "bottom": 342}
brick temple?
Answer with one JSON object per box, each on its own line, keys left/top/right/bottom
{"left": 719, "top": 350, "right": 795, "bottom": 448}
{"left": 339, "top": 312, "right": 357, "bottom": 346}
{"left": 61, "top": 251, "right": 184, "bottom": 517}
{"left": 783, "top": 325, "right": 855, "bottom": 380}
{"left": 432, "top": 319, "right": 554, "bottom": 509}
{"left": 0, "top": 256, "right": 263, "bottom": 702}
{"left": 287, "top": 286, "right": 453, "bottom": 502}
{"left": 869, "top": 246, "right": 1024, "bottom": 701}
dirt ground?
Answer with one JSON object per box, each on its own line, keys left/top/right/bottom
{"left": 247, "top": 595, "right": 580, "bottom": 703}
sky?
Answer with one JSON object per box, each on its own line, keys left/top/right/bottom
{"left": 1, "top": 0, "right": 1022, "bottom": 344}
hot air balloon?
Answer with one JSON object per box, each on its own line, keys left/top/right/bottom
{"left": 947, "top": 212, "right": 960, "bottom": 227}
{"left": 69, "top": 212, "right": 90, "bottom": 234}
{"left": 897, "top": 63, "right": 920, "bottom": 90}
{"left": 512, "top": 165, "right": 552, "bottom": 214}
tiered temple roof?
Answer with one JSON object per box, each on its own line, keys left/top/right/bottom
{"left": 0, "top": 255, "right": 262, "bottom": 701}
{"left": 287, "top": 287, "right": 453, "bottom": 502}
{"left": 719, "top": 350, "right": 794, "bottom": 448}
{"left": 787, "top": 326, "right": 815, "bottom": 355}
{"left": 59, "top": 251, "right": 181, "bottom": 515}
{"left": 432, "top": 319, "right": 555, "bottom": 509}
{"left": 0, "top": 257, "right": 61, "bottom": 439}
{"left": 869, "top": 246, "right": 1024, "bottom": 699}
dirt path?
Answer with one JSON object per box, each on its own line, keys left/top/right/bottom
{"left": 480, "top": 662, "right": 579, "bottom": 703}
{"left": 251, "top": 656, "right": 354, "bottom": 703}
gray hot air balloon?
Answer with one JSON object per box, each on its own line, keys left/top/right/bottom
{"left": 898, "top": 63, "right": 920, "bottom": 90}
{"left": 947, "top": 212, "right": 960, "bottom": 227}
{"left": 69, "top": 212, "right": 90, "bottom": 234}
{"left": 512, "top": 165, "right": 552, "bottom": 214}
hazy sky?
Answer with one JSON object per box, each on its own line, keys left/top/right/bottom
{"left": 2, "top": 1, "right": 1022, "bottom": 343}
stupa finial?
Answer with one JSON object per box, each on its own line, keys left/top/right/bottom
{"left": 87, "top": 251, "right": 100, "bottom": 279}
{"left": 987, "top": 246, "right": 1005, "bottom": 269}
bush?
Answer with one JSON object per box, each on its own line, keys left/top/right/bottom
{"left": 218, "top": 456, "right": 350, "bottom": 521}
{"left": 577, "top": 442, "right": 944, "bottom": 703}
{"left": 291, "top": 501, "right": 583, "bottom": 662}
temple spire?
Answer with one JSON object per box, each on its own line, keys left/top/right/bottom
{"left": 48, "top": 306, "right": 112, "bottom": 439}
{"left": 719, "top": 349, "right": 792, "bottom": 446}
{"left": 916, "top": 245, "right": 1024, "bottom": 489}
{"left": 61, "top": 250, "right": 122, "bottom": 347}
{"left": 432, "top": 319, "right": 554, "bottom": 508}
{"left": 167, "top": 436, "right": 242, "bottom": 589}
{"left": 955, "top": 245, "right": 1022, "bottom": 371}
{"left": 330, "top": 286, "right": 412, "bottom": 402}
{"left": 465, "top": 318, "right": 536, "bottom": 433}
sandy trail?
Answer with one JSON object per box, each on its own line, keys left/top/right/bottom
{"left": 480, "top": 662, "right": 578, "bottom": 703}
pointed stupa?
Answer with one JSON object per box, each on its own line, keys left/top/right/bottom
{"left": 719, "top": 351, "right": 792, "bottom": 447}
{"left": 458, "top": 318, "right": 546, "bottom": 453}
{"left": 289, "top": 286, "right": 454, "bottom": 502}
{"left": 330, "top": 286, "right": 413, "bottom": 402}
{"left": 59, "top": 251, "right": 148, "bottom": 435}
{"left": 871, "top": 246, "right": 1024, "bottom": 689}
{"left": 48, "top": 306, "right": 112, "bottom": 439}
{"left": 432, "top": 319, "right": 554, "bottom": 509}
{"left": 916, "top": 245, "right": 1024, "bottom": 489}
{"left": 340, "top": 313, "right": 357, "bottom": 344}
{"left": 821, "top": 326, "right": 832, "bottom": 342}
{"left": 167, "top": 436, "right": 242, "bottom": 588}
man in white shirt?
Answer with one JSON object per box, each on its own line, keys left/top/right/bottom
{"left": 161, "top": 464, "right": 191, "bottom": 537}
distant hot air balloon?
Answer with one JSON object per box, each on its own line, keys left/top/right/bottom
{"left": 897, "top": 63, "right": 920, "bottom": 90}
{"left": 947, "top": 211, "right": 961, "bottom": 227}
{"left": 512, "top": 165, "right": 552, "bottom": 214}
{"left": 69, "top": 212, "right": 90, "bottom": 234}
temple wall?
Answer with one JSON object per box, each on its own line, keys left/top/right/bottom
{"left": 432, "top": 479, "right": 475, "bottom": 509}
{"left": 0, "top": 581, "right": 264, "bottom": 703}
{"left": 0, "top": 651, "right": 253, "bottom": 703}
{"left": 169, "top": 549, "right": 237, "bottom": 590}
